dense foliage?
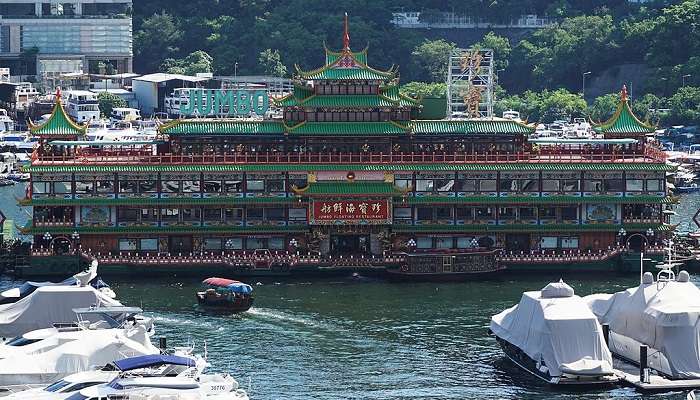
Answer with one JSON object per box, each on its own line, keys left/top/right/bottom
{"left": 97, "top": 92, "right": 127, "bottom": 117}
{"left": 132, "top": 0, "right": 700, "bottom": 125}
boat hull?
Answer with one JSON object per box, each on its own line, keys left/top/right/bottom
{"left": 494, "top": 335, "right": 619, "bottom": 386}
{"left": 196, "top": 293, "right": 254, "bottom": 313}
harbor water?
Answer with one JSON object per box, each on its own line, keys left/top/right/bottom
{"left": 0, "top": 184, "right": 696, "bottom": 399}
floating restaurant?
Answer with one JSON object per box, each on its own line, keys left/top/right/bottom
{"left": 18, "top": 19, "right": 676, "bottom": 278}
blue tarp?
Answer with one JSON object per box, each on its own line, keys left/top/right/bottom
{"left": 228, "top": 282, "right": 253, "bottom": 295}
{"left": 113, "top": 355, "right": 196, "bottom": 371}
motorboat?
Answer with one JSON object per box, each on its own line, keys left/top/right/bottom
{"left": 0, "top": 260, "right": 116, "bottom": 305}
{"left": 586, "top": 268, "right": 700, "bottom": 379}
{"left": 0, "top": 322, "right": 158, "bottom": 386}
{"left": 0, "top": 284, "right": 121, "bottom": 339}
{"left": 1, "top": 354, "right": 206, "bottom": 399}
{"left": 70, "top": 369, "right": 250, "bottom": 400}
{"left": 196, "top": 277, "right": 254, "bottom": 313}
{"left": 2, "top": 306, "right": 155, "bottom": 351}
{"left": 490, "top": 280, "right": 618, "bottom": 385}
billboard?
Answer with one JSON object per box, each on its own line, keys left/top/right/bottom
{"left": 310, "top": 200, "right": 391, "bottom": 225}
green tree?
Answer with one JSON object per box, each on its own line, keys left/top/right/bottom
{"left": 134, "top": 12, "right": 183, "bottom": 73}
{"left": 258, "top": 49, "right": 287, "bottom": 77}
{"left": 399, "top": 82, "right": 446, "bottom": 98}
{"left": 667, "top": 86, "right": 700, "bottom": 125}
{"left": 97, "top": 92, "right": 127, "bottom": 118}
{"left": 161, "top": 50, "right": 213, "bottom": 75}
{"left": 588, "top": 93, "right": 619, "bottom": 122}
{"left": 476, "top": 32, "right": 511, "bottom": 71}
{"left": 512, "top": 15, "right": 616, "bottom": 90}
{"left": 411, "top": 39, "right": 457, "bottom": 82}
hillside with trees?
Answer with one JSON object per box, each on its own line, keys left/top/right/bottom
{"left": 132, "top": 0, "right": 700, "bottom": 125}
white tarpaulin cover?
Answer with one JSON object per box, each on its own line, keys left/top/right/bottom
{"left": 0, "top": 285, "right": 121, "bottom": 338}
{"left": 0, "top": 325, "right": 159, "bottom": 385}
{"left": 586, "top": 277, "right": 700, "bottom": 378}
{"left": 491, "top": 281, "right": 613, "bottom": 378}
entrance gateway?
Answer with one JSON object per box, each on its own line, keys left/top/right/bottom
{"left": 330, "top": 234, "right": 370, "bottom": 255}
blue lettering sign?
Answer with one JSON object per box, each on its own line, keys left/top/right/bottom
{"left": 179, "top": 89, "right": 269, "bottom": 117}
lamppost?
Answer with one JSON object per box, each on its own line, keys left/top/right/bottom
{"left": 582, "top": 71, "right": 591, "bottom": 98}
{"left": 234, "top": 62, "right": 238, "bottom": 82}
{"left": 617, "top": 228, "right": 626, "bottom": 245}
{"left": 289, "top": 237, "right": 298, "bottom": 253}
{"left": 683, "top": 74, "right": 692, "bottom": 87}
{"left": 470, "top": 237, "right": 479, "bottom": 248}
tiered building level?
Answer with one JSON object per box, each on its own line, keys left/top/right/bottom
{"left": 19, "top": 24, "right": 675, "bottom": 277}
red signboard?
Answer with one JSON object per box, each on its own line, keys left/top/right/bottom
{"left": 310, "top": 200, "right": 391, "bottom": 225}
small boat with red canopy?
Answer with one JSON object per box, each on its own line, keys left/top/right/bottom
{"left": 196, "top": 277, "right": 254, "bottom": 313}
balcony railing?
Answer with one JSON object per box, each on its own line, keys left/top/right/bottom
{"left": 33, "top": 147, "right": 666, "bottom": 166}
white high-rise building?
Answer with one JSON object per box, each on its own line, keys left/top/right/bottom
{"left": 0, "top": 0, "right": 132, "bottom": 78}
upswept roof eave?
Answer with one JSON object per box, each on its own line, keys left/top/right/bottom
{"left": 29, "top": 100, "right": 88, "bottom": 136}
{"left": 296, "top": 47, "right": 396, "bottom": 80}
{"left": 592, "top": 97, "right": 655, "bottom": 134}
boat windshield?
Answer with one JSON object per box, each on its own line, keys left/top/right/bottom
{"left": 44, "top": 379, "right": 71, "bottom": 392}
{"left": 5, "top": 336, "right": 41, "bottom": 346}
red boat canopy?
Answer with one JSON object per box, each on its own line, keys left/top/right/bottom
{"left": 202, "top": 277, "right": 239, "bottom": 287}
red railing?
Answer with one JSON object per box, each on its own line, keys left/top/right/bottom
{"left": 33, "top": 147, "right": 666, "bottom": 166}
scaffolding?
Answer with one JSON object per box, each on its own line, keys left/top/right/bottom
{"left": 446, "top": 48, "right": 494, "bottom": 119}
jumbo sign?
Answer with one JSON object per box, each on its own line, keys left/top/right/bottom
{"left": 179, "top": 89, "right": 269, "bottom": 116}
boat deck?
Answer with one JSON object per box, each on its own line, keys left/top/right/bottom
{"left": 613, "top": 358, "right": 700, "bottom": 392}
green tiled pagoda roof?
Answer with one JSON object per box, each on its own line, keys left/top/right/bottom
{"left": 274, "top": 84, "right": 420, "bottom": 109}
{"left": 277, "top": 94, "right": 415, "bottom": 108}
{"left": 295, "top": 44, "right": 396, "bottom": 81}
{"left": 325, "top": 46, "right": 368, "bottom": 65}
{"left": 159, "top": 118, "right": 532, "bottom": 136}
{"left": 299, "top": 68, "right": 395, "bottom": 81}
{"left": 296, "top": 181, "right": 400, "bottom": 196}
{"left": 404, "top": 195, "right": 675, "bottom": 205}
{"left": 24, "top": 162, "right": 674, "bottom": 174}
{"left": 411, "top": 120, "right": 534, "bottom": 135}
{"left": 287, "top": 121, "right": 408, "bottom": 136}
{"left": 393, "top": 223, "right": 673, "bottom": 233}
{"left": 29, "top": 98, "right": 87, "bottom": 136}
{"left": 592, "top": 90, "right": 655, "bottom": 134}
{"left": 161, "top": 120, "right": 285, "bottom": 136}
{"left": 20, "top": 224, "right": 308, "bottom": 235}
{"left": 22, "top": 196, "right": 296, "bottom": 207}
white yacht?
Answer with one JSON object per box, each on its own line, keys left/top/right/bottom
{"left": 0, "top": 322, "right": 158, "bottom": 386}
{"left": 0, "top": 108, "right": 14, "bottom": 133}
{"left": 65, "top": 90, "right": 101, "bottom": 123}
{"left": 14, "top": 82, "right": 40, "bottom": 112}
{"left": 586, "top": 267, "right": 700, "bottom": 379}
{"left": 69, "top": 371, "right": 249, "bottom": 400}
{"left": 502, "top": 110, "right": 522, "bottom": 122}
{"left": 490, "top": 281, "right": 618, "bottom": 385}
{"left": 110, "top": 107, "right": 142, "bottom": 124}
{"left": 0, "top": 284, "right": 122, "bottom": 339}
{"left": 1, "top": 354, "right": 205, "bottom": 399}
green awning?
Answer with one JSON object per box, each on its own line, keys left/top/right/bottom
{"left": 23, "top": 162, "right": 676, "bottom": 174}
{"left": 300, "top": 181, "right": 398, "bottom": 195}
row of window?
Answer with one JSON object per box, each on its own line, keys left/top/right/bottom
{"left": 118, "top": 237, "right": 287, "bottom": 252}
{"left": 285, "top": 110, "right": 412, "bottom": 123}
{"left": 398, "top": 178, "right": 664, "bottom": 193}
{"left": 115, "top": 207, "right": 307, "bottom": 223}
{"left": 314, "top": 83, "right": 380, "bottom": 95}
{"left": 411, "top": 235, "right": 580, "bottom": 250}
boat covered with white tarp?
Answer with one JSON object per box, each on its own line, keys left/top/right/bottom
{"left": 490, "top": 281, "right": 616, "bottom": 385}
{"left": 0, "top": 324, "right": 159, "bottom": 386}
{"left": 586, "top": 270, "right": 700, "bottom": 379}
{"left": 0, "top": 285, "right": 121, "bottom": 339}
